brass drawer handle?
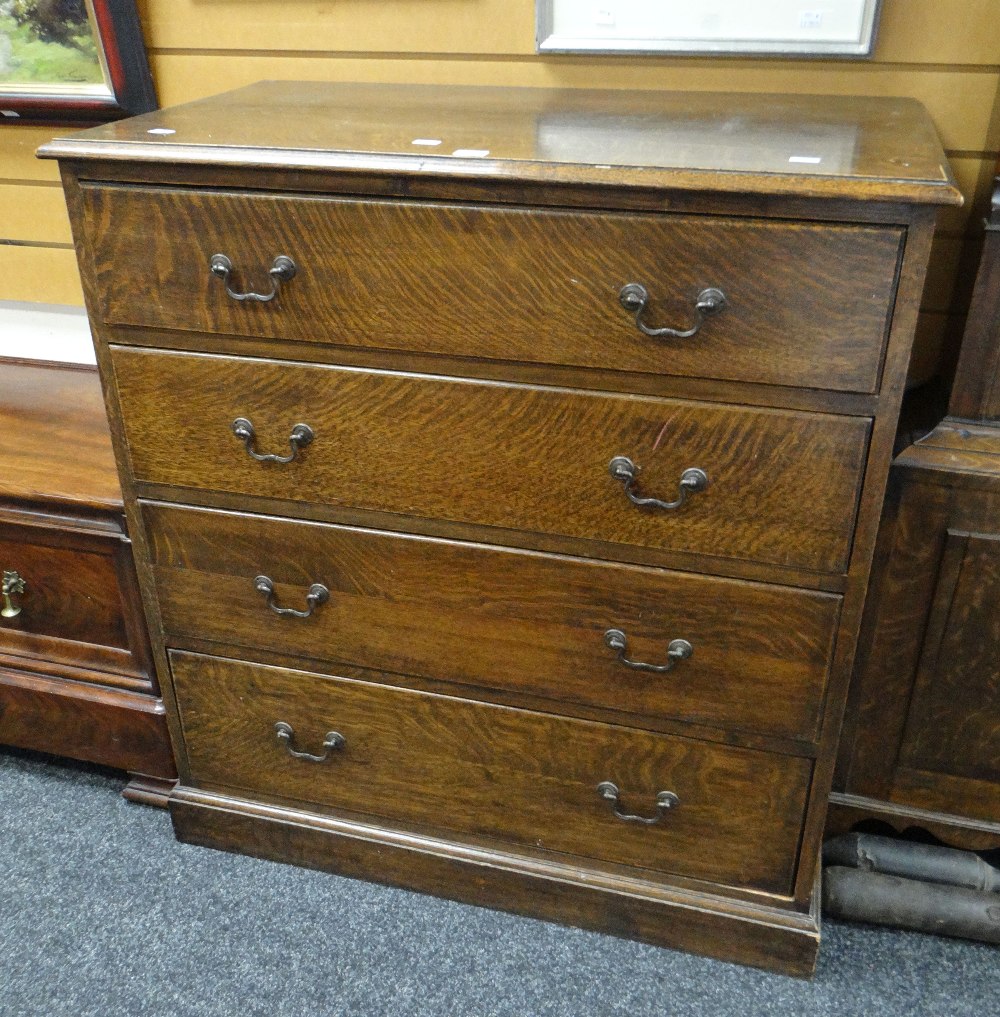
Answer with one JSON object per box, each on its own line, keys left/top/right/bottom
{"left": 604, "top": 628, "right": 693, "bottom": 674}
{"left": 232, "top": 417, "right": 314, "bottom": 464}
{"left": 210, "top": 253, "right": 297, "bottom": 303}
{"left": 255, "top": 575, "right": 329, "bottom": 619}
{"left": 609, "top": 456, "right": 708, "bottom": 511}
{"left": 274, "top": 721, "right": 345, "bottom": 763}
{"left": 597, "top": 781, "right": 680, "bottom": 825}
{"left": 1, "top": 570, "right": 26, "bottom": 619}
{"left": 619, "top": 282, "right": 726, "bottom": 339}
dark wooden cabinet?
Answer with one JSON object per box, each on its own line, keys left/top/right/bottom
{"left": 42, "top": 82, "right": 959, "bottom": 975}
{"left": 0, "top": 361, "right": 175, "bottom": 803}
{"left": 831, "top": 174, "right": 1000, "bottom": 851}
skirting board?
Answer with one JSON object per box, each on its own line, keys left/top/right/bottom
{"left": 170, "top": 786, "right": 821, "bottom": 977}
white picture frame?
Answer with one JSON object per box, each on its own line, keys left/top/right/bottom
{"left": 537, "top": 0, "right": 883, "bottom": 57}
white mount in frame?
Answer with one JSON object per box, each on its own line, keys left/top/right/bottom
{"left": 537, "top": 0, "right": 883, "bottom": 56}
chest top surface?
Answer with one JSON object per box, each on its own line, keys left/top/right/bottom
{"left": 0, "top": 363, "right": 121, "bottom": 515}
{"left": 39, "top": 81, "right": 960, "bottom": 207}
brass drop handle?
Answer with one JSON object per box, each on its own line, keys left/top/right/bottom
{"left": 609, "top": 456, "right": 708, "bottom": 511}
{"left": 597, "top": 782, "right": 680, "bottom": 825}
{"left": 619, "top": 283, "right": 726, "bottom": 339}
{"left": 1, "top": 570, "right": 26, "bottom": 619}
{"left": 604, "top": 629, "right": 693, "bottom": 674}
{"left": 255, "top": 575, "right": 329, "bottom": 619}
{"left": 274, "top": 721, "right": 344, "bottom": 763}
{"left": 210, "top": 253, "right": 296, "bottom": 303}
{"left": 232, "top": 417, "right": 314, "bottom": 464}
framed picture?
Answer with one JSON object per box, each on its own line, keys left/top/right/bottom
{"left": 0, "top": 0, "right": 156, "bottom": 124}
{"left": 537, "top": 0, "right": 883, "bottom": 57}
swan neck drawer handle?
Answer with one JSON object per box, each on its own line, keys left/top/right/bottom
{"left": 255, "top": 575, "right": 329, "bottom": 619}
{"left": 619, "top": 283, "right": 726, "bottom": 339}
{"left": 604, "top": 629, "right": 693, "bottom": 674}
{"left": 597, "top": 782, "right": 680, "bottom": 825}
{"left": 232, "top": 417, "right": 314, "bottom": 464}
{"left": 274, "top": 721, "right": 344, "bottom": 763}
{"left": 609, "top": 456, "right": 708, "bottom": 511}
{"left": 1, "top": 570, "right": 26, "bottom": 619}
{"left": 210, "top": 253, "right": 297, "bottom": 303}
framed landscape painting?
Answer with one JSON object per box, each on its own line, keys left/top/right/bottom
{"left": 0, "top": 0, "right": 155, "bottom": 124}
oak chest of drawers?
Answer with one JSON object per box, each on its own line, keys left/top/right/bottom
{"left": 42, "top": 82, "right": 960, "bottom": 975}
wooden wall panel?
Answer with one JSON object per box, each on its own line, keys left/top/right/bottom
{"left": 0, "top": 247, "right": 83, "bottom": 305}
{"left": 136, "top": 0, "right": 534, "bottom": 55}
{"left": 2, "top": 0, "right": 999, "bottom": 389}
{"left": 874, "top": 0, "right": 1000, "bottom": 65}
{"left": 0, "top": 126, "right": 68, "bottom": 183}
{"left": 0, "top": 184, "right": 73, "bottom": 246}
{"left": 138, "top": 0, "right": 1000, "bottom": 66}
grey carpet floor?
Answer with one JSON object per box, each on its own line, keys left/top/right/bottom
{"left": 1, "top": 748, "right": 996, "bottom": 1017}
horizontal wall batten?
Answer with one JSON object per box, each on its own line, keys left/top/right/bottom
{"left": 145, "top": 50, "right": 1000, "bottom": 75}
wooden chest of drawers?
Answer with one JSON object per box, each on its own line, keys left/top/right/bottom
{"left": 42, "top": 82, "right": 960, "bottom": 975}
{"left": 0, "top": 361, "right": 175, "bottom": 801}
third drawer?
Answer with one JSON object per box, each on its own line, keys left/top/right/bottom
{"left": 143, "top": 501, "right": 841, "bottom": 743}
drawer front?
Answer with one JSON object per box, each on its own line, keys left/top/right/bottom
{"left": 113, "top": 348, "right": 870, "bottom": 573}
{"left": 145, "top": 502, "right": 841, "bottom": 742}
{"left": 84, "top": 184, "right": 901, "bottom": 393}
{"left": 0, "top": 533, "right": 128, "bottom": 651}
{"left": 171, "top": 651, "right": 811, "bottom": 894}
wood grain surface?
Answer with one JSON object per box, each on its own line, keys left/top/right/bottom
{"left": 112, "top": 348, "right": 871, "bottom": 574}
{"left": 44, "top": 84, "right": 960, "bottom": 206}
{"left": 898, "top": 532, "right": 1000, "bottom": 784}
{"left": 0, "top": 536, "right": 128, "bottom": 651}
{"left": 0, "top": 362, "right": 119, "bottom": 515}
{"left": 83, "top": 184, "right": 902, "bottom": 394}
{"left": 171, "top": 650, "right": 811, "bottom": 895}
{"left": 0, "top": 665, "right": 174, "bottom": 777}
{"left": 143, "top": 501, "right": 840, "bottom": 743}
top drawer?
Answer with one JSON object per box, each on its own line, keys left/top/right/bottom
{"left": 81, "top": 183, "right": 902, "bottom": 393}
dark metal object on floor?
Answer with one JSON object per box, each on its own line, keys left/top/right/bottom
{"left": 823, "top": 866, "right": 1000, "bottom": 945}
{"left": 823, "top": 833, "right": 1000, "bottom": 892}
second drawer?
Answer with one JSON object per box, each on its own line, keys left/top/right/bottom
{"left": 114, "top": 347, "right": 871, "bottom": 574}
{"left": 144, "top": 502, "right": 840, "bottom": 743}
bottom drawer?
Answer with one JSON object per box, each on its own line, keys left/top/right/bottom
{"left": 171, "top": 651, "right": 811, "bottom": 895}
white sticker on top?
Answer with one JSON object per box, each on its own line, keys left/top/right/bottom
{"left": 411, "top": 138, "right": 442, "bottom": 146}
{"left": 788, "top": 155, "right": 822, "bottom": 164}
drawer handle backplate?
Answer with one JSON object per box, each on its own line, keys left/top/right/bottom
{"left": 1, "top": 570, "right": 26, "bottom": 619}
{"left": 609, "top": 456, "right": 708, "bottom": 511}
{"left": 274, "top": 721, "right": 345, "bottom": 763}
{"left": 255, "top": 575, "right": 329, "bottom": 619}
{"left": 597, "top": 781, "right": 680, "bottom": 825}
{"left": 604, "top": 628, "right": 693, "bottom": 674}
{"left": 210, "top": 253, "right": 297, "bottom": 303}
{"left": 619, "top": 282, "right": 726, "bottom": 339}
{"left": 232, "top": 417, "right": 314, "bottom": 464}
